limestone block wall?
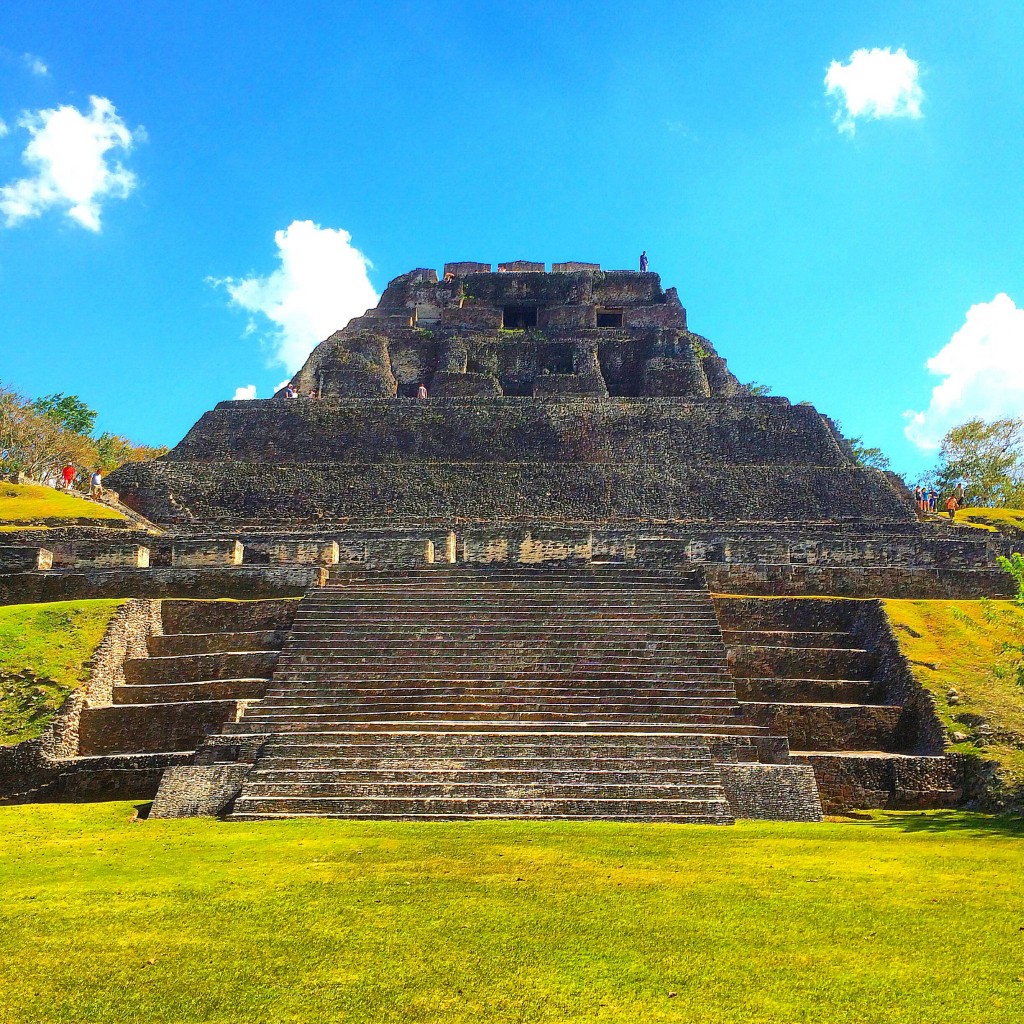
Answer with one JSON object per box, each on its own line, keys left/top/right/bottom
{"left": 259, "top": 539, "right": 339, "bottom": 565}
{"left": 0, "top": 546, "right": 52, "bottom": 571}
{"left": 172, "top": 539, "right": 243, "bottom": 567}
{"left": 67, "top": 542, "right": 150, "bottom": 568}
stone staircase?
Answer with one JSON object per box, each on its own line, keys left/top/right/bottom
{"left": 226, "top": 567, "right": 789, "bottom": 822}
{"left": 717, "top": 596, "right": 957, "bottom": 811}
{"left": 78, "top": 600, "right": 295, "bottom": 757}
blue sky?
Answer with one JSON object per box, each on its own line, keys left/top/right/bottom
{"left": 1, "top": 0, "right": 1022, "bottom": 478}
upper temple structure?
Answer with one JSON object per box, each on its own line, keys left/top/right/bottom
{"left": 5, "top": 260, "right": 1012, "bottom": 825}
{"left": 111, "top": 260, "right": 913, "bottom": 531}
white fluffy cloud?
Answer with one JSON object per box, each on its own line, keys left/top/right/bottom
{"left": 0, "top": 96, "right": 138, "bottom": 231}
{"left": 232, "top": 384, "right": 258, "bottom": 401}
{"left": 0, "top": 119, "right": 8, "bottom": 138}
{"left": 213, "top": 220, "right": 379, "bottom": 373}
{"left": 825, "top": 47, "right": 924, "bottom": 135}
{"left": 904, "top": 294, "right": 1024, "bottom": 450}
{"left": 24, "top": 54, "right": 49, "bottom": 76}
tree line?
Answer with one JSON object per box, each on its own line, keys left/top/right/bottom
{"left": 835, "top": 415, "right": 1022, "bottom": 509}
{"left": 0, "top": 383, "right": 167, "bottom": 486}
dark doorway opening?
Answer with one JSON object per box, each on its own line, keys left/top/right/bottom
{"left": 502, "top": 305, "right": 538, "bottom": 330}
{"left": 596, "top": 308, "right": 624, "bottom": 328}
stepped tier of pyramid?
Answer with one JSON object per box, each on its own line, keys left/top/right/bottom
{"left": 2, "top": 261, "right": 1013, "bottom": 820}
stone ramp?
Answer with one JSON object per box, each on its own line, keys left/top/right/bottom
{"left": 221, "top": 567, "right": 819, "bottom": 822}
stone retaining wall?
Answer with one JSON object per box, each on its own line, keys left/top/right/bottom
{"left": 0, "top": 599, "right": 159, "bottom": 801}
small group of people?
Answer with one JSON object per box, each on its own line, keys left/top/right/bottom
{"left": 57, "top": 464, "right": 104, "bottom": 500}
{"left": 914, "top": 484, "right": 963, "bottom": 521}
{"left": 282, "top": 384, "right": 318, "bottom": 400}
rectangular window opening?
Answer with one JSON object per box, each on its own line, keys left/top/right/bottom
{"left": 596, "top": 308, "right": 624, "bottom": 328}
{"left": 502, "top": 305, "right": 538, "bottom": 330}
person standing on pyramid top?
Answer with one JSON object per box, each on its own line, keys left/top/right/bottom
{"left": 639, "top": 251, "right": 648, "bottom": 272}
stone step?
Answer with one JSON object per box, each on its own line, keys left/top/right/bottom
{"left": 124, "top": 651, "right": 278, "bottom": 686}
{"left": 114, "top": 677, "right": 271, "bottom": 705}
{"left": 248, "top": 705, "right": 741, "bottom": 721}
{"left": 240, "top": 710, "right": 748, "bottom": 727}
{"left": 272, "top": 667, "right": 729, "bottom": 680}
{"left": 262, "top": 685, "right": 739, "bottom": 699}
{"left": 231, "top": 810, "right": 733, "bottom": 822}
{"left": 230, "top": 795, "right": 734, "bottom": 819}
{"left": 260, "top": 745, "right": 719, "bottom": 762}
{"left": 721, "top": 629, "right": 860, "bottom": 650}
{"left": 727, "top": 646, "right": 876, "bottom": 682}
{"left": 240, "top": 780, "right": 727, "bottom": 799}
{"left": 740, "top": 701, "right": 902, "bottom": 751}
{"left": 224, "top": 720, "right": 766, "bottom": 735}
{"left": 148, "top": 630, "right": 286, "bottom": 657}
{"left": 282, "top": 637, "right": 724, "bottom": 650}
{"left": 256, "top": 693, "right": 738, "bottom": 708}
{"left": 251, "top": 765, "right": 717, "bottom": 781}
{"left": 734, "top": 677, "right": 875, "bottom": 703}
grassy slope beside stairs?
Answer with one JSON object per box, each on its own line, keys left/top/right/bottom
{"left": 884, "top": 600, "right": 1024, "bottom": 806}
{"left": 0, "top": 600, "right": 124, "bottom": 745}
{"left": 949, "top": 506, "right": 1024, "bottom": 536}
{"left": 0, "top": 482, "right": 125, "bottom": 529}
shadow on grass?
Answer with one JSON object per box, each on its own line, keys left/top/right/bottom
{"left": 857, "top": 810, "right": 1024, "bottom": 838}
{"left": 133, "top": 801, "right": 154, "bottom": 820}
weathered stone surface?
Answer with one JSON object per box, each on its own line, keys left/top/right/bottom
{"left": 172, "top": 539, "right": 243, "bottom": 567}
{"left": 0, "top": 545, "right": 52, "bottom": 572}
{"left": 720, "top": 764, "right": 823, "bottom": 821}
{"left": 151, "top": 763, "right": 253, "bottom": 817}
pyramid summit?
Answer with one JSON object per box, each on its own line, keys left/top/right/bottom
{"left": 110, "top": 260, "right": 913, "bottom": 532}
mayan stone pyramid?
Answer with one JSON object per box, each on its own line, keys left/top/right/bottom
{"left": 112, "top": 260, "right": 913, "bottom": 541}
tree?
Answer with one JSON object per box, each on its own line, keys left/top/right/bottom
{"left": 934, "top": 417, "right": 1024, "bottom": 507}
{"left": 31, "top": 393, "right": 97, "bottom": 436}
{"left": 1, "top": 383, "right": 98, "bottom": 481}
{"left": 1, "top": 381, "right": 165, "bottom": 483}
{"left": 744, "top": 381, "right": 772, "bottom": 397}
{"left": 848, "top": 437, "right": 891, "bottom": 471}
{"left": 94, "top": 433, "right": 168, "bottom": 474}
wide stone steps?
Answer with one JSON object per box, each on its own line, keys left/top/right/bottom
{"left": 224, "top": 719, "right": 766, "bottom": 735}
{"left": 224, "top": 568, "right": 774, "bottom": 821}
{"left": 734, "top": 677, "right": 875, "bottom": 703}
{"left": 114, "top": 677, "right": 271, "bottom": 704}
{"left": 240, "top": 778, "right": 727, "bottom": 798}
{"left": 250, "top": 766, "right": 716, "bottom": 783}
{"left": 261, "top": 685, "right": 739, "bottom": 699}
{"left": 271, "top": 669, "right": 730, "bottom": 683}
{"left": 237, "top": 709, "right": 749, "bottom": 726}
{"left": 148, "top": 630, "right": 286, "bottom": 657}
{"left": 721, "top": 629, "right": 861, "bottom": 650}
{"left": 231, "top": 795, "right": 735, "bottom": 822}
{"left": 252, "top": 696, "right": 739, "bottom": 712}
{"left": 256, "top": 734, "right": 719, "bottom": 757}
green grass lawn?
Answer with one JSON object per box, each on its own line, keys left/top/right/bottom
{"left": 0, "top": 600, "right": 124, "bottom": 745}
{"left": 884, "top": 600, "right": 1024, "bottom": 797}
{"left": 0, "top": 482, "right": 124, "bottom": 523}
{"left": 951, "top": 506, "right": 1024, "bottom": 536}
{"left": 0, "top": 804, "right": 1022, "bottom": 1023}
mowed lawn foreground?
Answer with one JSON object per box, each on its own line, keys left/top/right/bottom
{"left": 1, "top": 806, "right": 1023, "bottom": 1023}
